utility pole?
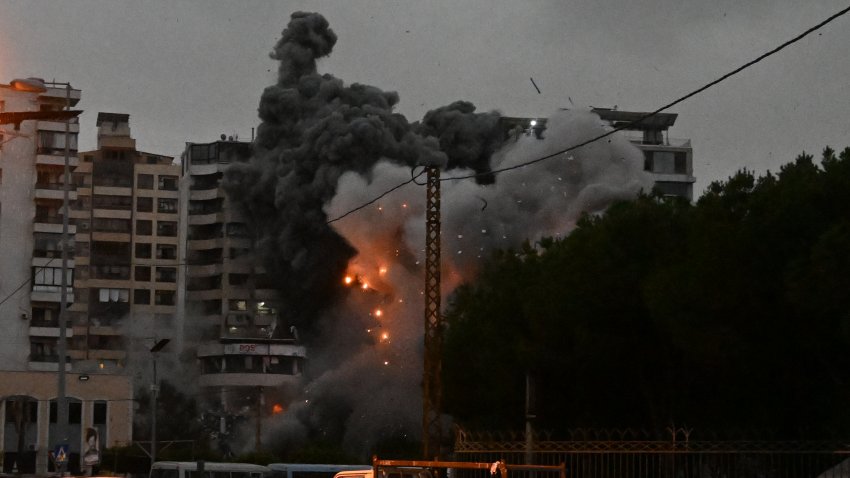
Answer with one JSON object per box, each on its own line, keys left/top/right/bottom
{"left": 149, "top": 338, "right": 170, "bottom": 465}
{"left": 255, "top": 386, "right": 263, "bottom": 452}
{"left": 422, "top": 166, "right": 442, "bottom": 459}
{"left": 56, "top": 83, "right": 72, "bottom": 477}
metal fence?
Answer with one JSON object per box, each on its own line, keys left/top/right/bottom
{"left": 453, "top": 429, "right": 850, "bottom": 478}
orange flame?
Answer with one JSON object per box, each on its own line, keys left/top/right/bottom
{"left": 272, "top": 404, "right": 284, "bottom": 414}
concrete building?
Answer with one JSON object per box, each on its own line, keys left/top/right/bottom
{"left": 501, "top": 108, "right": 696, "bottom": 201}
{"left": 1, "top": 79, "right": 134, "bottom": 476}
{"left": 179, "top": 139, "right": 305, "bottom": 414}
{"left": 69, "top": 113, "right": 180, "bottom": 373}
{"left": 0, "top": 370, "right": 133, "bottom": 475}
{"left": 592, "top": 107, "right": 695, "bottom": 201}
{"left": 0, "top": 78, "right": 80, "bottom": 372}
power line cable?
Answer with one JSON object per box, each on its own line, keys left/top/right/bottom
{"left": 327, "top": 3, "right": 850, "bottom": 219}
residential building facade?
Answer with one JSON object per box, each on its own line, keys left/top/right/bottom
{"left": 179, "top": 139, "right": 305, "bottom": 414}
{"left": 1, "top": 79, "right": 134, "bottom": 476}
{"left": 593, "top": 107, "right": 696, "bottom": 201}
{"left": 70, "top": 113, "right": 180, "bottom": 372}
{"left": 0, "top": 78, "right": 80, "bottom": 372}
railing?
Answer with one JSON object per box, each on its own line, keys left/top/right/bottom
{"left": 34, "top": 214, "right": 65, "bottom": 224}
{"left": 454, "top": 429, "right": 850, "bottom": 478}
{"left": 35, "top": 182, "right": 69, "bottom": 190}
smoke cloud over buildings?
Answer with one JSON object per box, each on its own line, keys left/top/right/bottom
{"left": 223, "top": 11, "right": 652, "bottom": 456}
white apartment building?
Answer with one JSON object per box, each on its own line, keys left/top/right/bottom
{"left": 0, "top": 78, "right": 80, "bottom": 372}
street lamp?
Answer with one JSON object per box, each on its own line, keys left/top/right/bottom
{"left": 149, "top": 338, "right": 170, "bottom": 465}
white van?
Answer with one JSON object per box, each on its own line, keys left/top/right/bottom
{"left": 150, "top": 461, "right": 272, "bottom": 478}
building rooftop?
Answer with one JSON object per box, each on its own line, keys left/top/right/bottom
{"left": 96, "top": 112, "right": 130, "bottom": 126}
{"left": 592, "top": 108, "right": 678, "bottom": 130}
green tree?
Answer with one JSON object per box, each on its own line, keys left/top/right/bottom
{"left": 443, "top": 147, "right": 850, "bottom": 438}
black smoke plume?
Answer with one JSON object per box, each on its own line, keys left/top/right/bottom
{"left": 223, "top": 11, "right": 503, "bottom": 327}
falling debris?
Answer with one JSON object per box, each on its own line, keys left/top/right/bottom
{"left": 530, "top": 77, "right": 542, "bottom": 94}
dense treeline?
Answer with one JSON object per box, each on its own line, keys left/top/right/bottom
{"left": 442, "top": 147, "right": 850, "bottom": 438}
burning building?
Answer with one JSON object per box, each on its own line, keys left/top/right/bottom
{"left": 178, "top": 138, "right": 306, "bottom": 420}
{"left": 209, "top": 11, "right": 656, "bottom": 456}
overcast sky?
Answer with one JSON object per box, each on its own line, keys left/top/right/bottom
{"left": 2, "top": 0, "right": 848, "bottom": 196}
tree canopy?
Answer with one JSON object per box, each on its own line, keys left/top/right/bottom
{"left": 442, "top": 147, "right": 850, "bottom": 438}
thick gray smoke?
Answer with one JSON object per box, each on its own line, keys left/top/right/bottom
{"left": 223, "top": 12, "right": 502, "bottom": 327}
{"left": 225, "top": 11, "right": 653, "bottom": 459}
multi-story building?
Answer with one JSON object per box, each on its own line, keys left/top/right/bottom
{"left": 0, "top": 77, "right": 80, "bottom": 372}
{"left": 592, "top": 107, "right": 695, "bottom": 201}
{"left": 179, "top": 139, "right": 305, "bottom": 414}
{"left": 501, "top": 108, "right": 696, "bottom": 201}
{"left": 70, "top": 113, "right": 180, "bottom": 371}
{"left": 1, "top": 79, "right": 133, "bottom": 476}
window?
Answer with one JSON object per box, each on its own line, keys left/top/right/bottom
{"left": 135, "top": 243, "right": 152, "bottom": 258}
{"left": 34, "top": 233, "right": 63, "bottom": 258}
{"left": 156, "top": 244, "right": 177, "bottom": 260}
{"left": 134, "top": 289, "right": 150, "bottom": 305}
{"left": 137, "top": 174, "right": 154, "bottom": 189}
{"left": 97, "top": 288, "right": 129, "bottom": 302}
{"left": 158, "top": 175, "right": 178, "bottom": 191}
{"left": 674, "top": 152, "right": 688, "bottom": 174}
{"left": 157, "top": 221, "right": 177, "bottom": 237}
{"left": 37, "top": 131, "right": 78, "bottom": 155}
{"left": 136, "top": 197, "right": 153, "bottom": 212}
{"left": 157, "top": 198, "right": 178, "bottom": 213}
{"left": 155, "top": 267, "right": 176, "bottom": 283}
{"left": 136, "top": 220, "right": 152, "bottom": 235}
{"left": 135, "top": 266, "right": 151, "bottom": 281}
{"left": 69, "top": 401, "right": 81, "bottom": 424}
{"left": 92, "top": 195, "right": 132, "bottom": 210}
{"left": 93, "top": 401, "right": 107, "bottom": 425}
{"left": 92, "top": 218, "right": 131, "bottom": 233}
{"left": 229, "top": 300, "right": 248, "bottom": 311}
{"left": 228, "top": 273, "right": 248, "bottom": 286}
{"left": 155, "top": 290, "right": 175, "bottom": 306}
{"left": 190, "top": 143, "right": 218, "bottom": 164}
{"left": 32, "top": 267, "right": 73, "bottom": 292}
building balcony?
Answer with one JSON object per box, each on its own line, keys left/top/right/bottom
{"left": 189, "top": 163, "right": 224, "bottom": 177}
{"left": 190, "top": 188, "right": 224, "bottom": 201}
{"left": 33, "top": 220, "right": 76, "bottom": 235}
{"left": 32, "top": 256, "right": 74, "bottom": 268}
{"left": 198, "top": 372, "right": 301, "bottom": 389}
{"left": 34, "top": 183, "right": 77, "bottom": 201}
{"left": 43, "top": 86, "right": 82, "bottom": 105}
{"left": 631, "top": 138, "right": 692, "bottom": 150}
{"left": 188, "top": 237, "right": 227, "bottom": 250}
{"left": 37, "top": 120, "right": 80, "bottom": 133}
{"left": 87, "top": 349, "right": 127, "bottom": 360}
{"left": 189, "top": 211, "right": 226, "bottom": 226}
{"left": 92, "top": 185, "right": 132, "bottom": 196}
{"left": 28, "top": 324, "right": 74, "bottom": 338}
{"left": 187, "top": 263, "right": 224, "bottom": 277}
{"left": 31, "top": 287, "right": 74, "bottom": 303}
{"left": 36, "top": 154, "right": 79, "bottom": 167}
{"left": 187, "top": 289, "right": 224, "bottom": 301}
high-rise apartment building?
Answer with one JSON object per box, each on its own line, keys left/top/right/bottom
{"left": 1, "top": 80, "right": 133, "bottom": 476}
{"left": 501, "top": 108, "right": 696, "bottom": 201}
{"left": 70, "top": 113, "right": 180, "bottom": 371}
{"left": 0, "top": 78, "right": 81, "bottom": 372}
{"left": 179, "top": 139, "right": 305, "bottom": 413}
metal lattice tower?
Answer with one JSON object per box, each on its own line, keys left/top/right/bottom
{"left": 423, "top": 166, "right": 443, "bottom": 459}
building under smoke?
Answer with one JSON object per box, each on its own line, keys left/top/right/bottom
{"left": 178, "top": 138, "right": 307, "bottom": 428}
